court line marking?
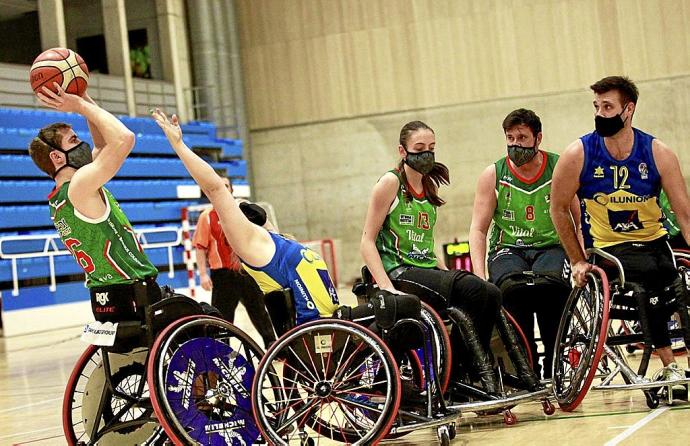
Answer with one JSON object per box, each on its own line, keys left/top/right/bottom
{"left": 603, "top": 406, "right": 669, "bottom": 446}
{"left": 0, "top": 425, "right": 61, "bottom": 440}
{"left": 0, "top": 397, "right": 62, "bottom": 415}
{"left": 12, "top": 432, "right": 63, "bottom": 445}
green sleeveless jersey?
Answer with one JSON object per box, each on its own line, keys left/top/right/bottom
{"left": 48, "top": 182, "right": 158, "bottom": 287}
{"left": 376, "top": 170, "right": 437, "bottom": 272}
{"left": 659, "top": 191, "right": 680, "bottom": 236}
{"left": 489, "top": 151, "right": 561, "bottom": 252}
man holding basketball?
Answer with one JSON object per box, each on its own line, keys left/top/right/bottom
{"left": 29, "top": 82, "right": 161, "bottom": 318}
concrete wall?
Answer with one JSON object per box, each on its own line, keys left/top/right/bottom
{"left": 250, "top": 75, "right": 690, "bottom": 284}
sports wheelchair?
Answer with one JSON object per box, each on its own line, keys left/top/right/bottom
{"left": 353, "top": 267, "right": 555, "bottom": 426}
{"left": 552, "top": 248, "right": 690, "bottom": 411}
{"left": 63, "top": 281, "right": 266, "bottom": 445}
{"left": 251, "top": 287, "right": 461, "bottom": 445}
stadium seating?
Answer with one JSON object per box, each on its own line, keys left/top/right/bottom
{"left": 0, "top": 107, "right": 246, "bottom": 303}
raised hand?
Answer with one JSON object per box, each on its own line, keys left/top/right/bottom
{"left": 151, "top": 108, "right": 183, "bottom": 145}
{"left": 36, "top": 82, "right": 84, "bottom": 113}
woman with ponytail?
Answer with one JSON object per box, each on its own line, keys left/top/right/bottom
{"left": 361, "top": 120, "right": 500, "bottom": 348}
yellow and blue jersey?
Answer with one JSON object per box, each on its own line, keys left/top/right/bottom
{"left": 241, "top": 232, "right": 339, "bottom": 325}
{"left": 578, "top": 128, "right": 666, "bottom": 248}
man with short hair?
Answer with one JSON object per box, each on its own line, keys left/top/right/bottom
{"left": 29, "top": 83, "right": 160, "bottom": 319}
{"left": 470, "top": 108, "right": 577, "bottom": 378}
{"left": 550, "top": 75, "right": 690, "bottom": 382}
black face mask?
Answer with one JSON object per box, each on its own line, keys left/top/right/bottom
{"left": 404, "top": 150, "right": 435, "bottom": 175}
{"left": 595, "top": 104, "right": 629, "bottom": 137}
{"left": 40, "top": 137, "right": 93, "bottom": 178}
{"left": 507, "top": 144, "right": 538, "bottom": 167}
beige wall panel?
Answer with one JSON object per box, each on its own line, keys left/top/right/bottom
{"left": 238, "top": 0, "right": 690, "bottom": 129}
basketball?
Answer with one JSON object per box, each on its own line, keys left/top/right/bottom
{"left": 29, "top": 48, "right": 89, "bottom": 97}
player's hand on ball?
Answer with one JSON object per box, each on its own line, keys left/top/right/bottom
{"left": 151, "top": 108, "right": 183, "bottom": 145}
{"left": 36, "top": 82, "right": 84, "bottom": 113}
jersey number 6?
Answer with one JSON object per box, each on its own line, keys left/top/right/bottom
{"left": 65, "top": 238, "right": 96, "bottom": 274}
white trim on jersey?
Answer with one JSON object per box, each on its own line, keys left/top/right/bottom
{"left": 73, "top": 190, "right": 112, "bottom": 224}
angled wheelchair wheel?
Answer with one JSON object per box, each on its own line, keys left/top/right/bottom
{"left": 252, "top": 319, "right": 401, "bottom": 445}
{"left": 552, "top": 266, "right": 610, "bottom": 411}
{"left": 147, "top": 315, "right": 265, "bottom": 445}
{"left": 63, "top": 345, "right": 165, "bottom": 445}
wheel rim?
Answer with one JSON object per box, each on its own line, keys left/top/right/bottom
{"left": 252, "top": 320, "right": 401, "bottom": 445}
{"left": 63, "top": 346, "right": 164, "bottom": 445}
{"left": 553, "top": 268, "right": 609, "bottom": 411}
{"left": 150, "top": 316, "right": 264, "bottom": 445}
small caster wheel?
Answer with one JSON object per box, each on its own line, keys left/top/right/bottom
{"left": 301, "top": 438, "right": 315, "bottom": 446}
{"left": 542, "top": 399, "right": 556, "bottom": 415}
{"left": 436, "top": 425, "right": 451, "bottom": 445}
{"left": 503, "top": 410, "right": 517, "bottom": 425}
{"left": 626, "top": 345, "right": 636, "bottom": 354}
{"left": 448, "top": 422, "right": 457, "bottom": 440}
{"left": 645, "top": 392, "right": 659, "bottom": 409}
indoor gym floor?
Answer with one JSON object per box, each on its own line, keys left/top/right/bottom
{"left": 1, "top": 287, "right": 688, "bottom": 445}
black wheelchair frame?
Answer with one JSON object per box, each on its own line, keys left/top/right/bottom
{"left": 257, "top": 286, "right": 460, "bottom": 445}
{"left": 353, "top": 266, "right": 555, "bottom": 426}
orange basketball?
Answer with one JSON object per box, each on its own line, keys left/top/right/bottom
{"left": 30, "top": 48, "right": 89, "bottom": 97}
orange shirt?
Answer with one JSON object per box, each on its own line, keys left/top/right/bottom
{"left": 192, "top": 208, "right": 241, "bottom": 271}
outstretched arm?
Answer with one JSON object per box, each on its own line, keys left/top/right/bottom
{"left": 82, "top": 91, "right": 105, "bottom": 159}
{"left": 152, "top": 109, "right": 275, "bottom": 267}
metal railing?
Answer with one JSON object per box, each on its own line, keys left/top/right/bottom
{"left": 0, "top": 226, "right": 184, "bottom": 296}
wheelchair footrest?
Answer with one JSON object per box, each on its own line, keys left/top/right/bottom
{"left": 388, "top": 410, "right": 461, "bottom": 435}
{"left": 592, "top": 377, "right": 690, "bottom": 391}
{"left": 447, "top": 387, "right": 550, "bottom": 413}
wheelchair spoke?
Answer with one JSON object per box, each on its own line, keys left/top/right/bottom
{"left": 331, "top": 394, "right": 384, "bottom": 415}
{"left": 301, "top": 335, "right": 323, "bottom": 381}
{"left": 286, "top": 344, "right": 320, "bottom": 385}
{"left": 338, "top": 351, "right": 378, "bottom": 386}
{"left": 276, "top": 395, "right": 320, "bottom": 435}
{"left": 331, "top": 397, "right": 367, "bottom": 439}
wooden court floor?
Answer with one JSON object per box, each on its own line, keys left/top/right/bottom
{"left": 1, "top": 288, "right": 689, "bottom": 445}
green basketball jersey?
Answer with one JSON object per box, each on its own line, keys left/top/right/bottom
{"left": 659, "top": 191, "right": 680, "bottom": 236}
{"left": 48, "top": 182, "right": 158, "bottom": 287}
{"left": 376, "top": 170, "right": 437, "bottom": 272}
{"left": 489, "top": 151, "right": 561, "bottom": 252}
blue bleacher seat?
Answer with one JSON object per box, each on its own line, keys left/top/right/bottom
{"left": 212, "top": 160, "right": 247, "bottom": 178}
{"left": 0, "top": 201, "right": 196, "bottom": 229}
{"left": 0, "top": 179, "right": 198, "bottom": 203}
{"left": 0, "top": 155, "right": 196, "bottom": 178}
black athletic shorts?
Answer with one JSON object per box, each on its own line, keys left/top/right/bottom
{"left": 598, "top": 237, "right": 677, "bottom": 291}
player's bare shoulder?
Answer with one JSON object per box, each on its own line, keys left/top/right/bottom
{"left": 652, "top": 138, "right": 680, "bottom": 172}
